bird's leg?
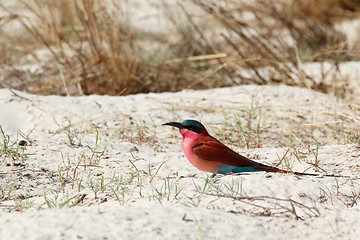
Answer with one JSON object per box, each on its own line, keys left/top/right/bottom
{"left": 211, "top": 171, "right": 218, "bottom": 178}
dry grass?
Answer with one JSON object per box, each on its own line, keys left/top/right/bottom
{"left": 2, "top": 0, "right": 156, "bottom": 95}
{"left": 0, "top": 0, "right": 359, "bottom": 96}
{"left": 191, "top": 0, "right": 360, "bottom": 91}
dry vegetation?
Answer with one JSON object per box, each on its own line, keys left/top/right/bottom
{"left": 0, "top": 0, "right": 360, "bottom": 96}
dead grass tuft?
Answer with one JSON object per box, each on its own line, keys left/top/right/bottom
{"left": 0, "top": 0, "right": 359, "bottom": 95}
{"left": 191, "top": 0, "right": 360, "bottom": 94}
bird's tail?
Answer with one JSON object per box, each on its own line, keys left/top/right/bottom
{"left": 254, "top": 165, "right": 319, "bottom": 176}
{"left": 257, "top": 165, "right": 348, "bottom": 177}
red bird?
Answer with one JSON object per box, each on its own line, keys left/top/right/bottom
{"left": 163, "top": 119, "right": 316, "bottom": 175}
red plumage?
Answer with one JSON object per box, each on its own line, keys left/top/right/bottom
{"left": 164, "top": 120, "right": 317, "bottom": 175}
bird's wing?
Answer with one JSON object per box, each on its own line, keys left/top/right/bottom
{"left": 193, "top": 140, "right": 262, "bottom": 167}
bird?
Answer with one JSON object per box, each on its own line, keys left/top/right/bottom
{"left": 163, "top": 119, "right": 317, "bottom": 176}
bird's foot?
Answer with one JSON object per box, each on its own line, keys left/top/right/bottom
{"left": 211, "top": 171, "right": 218, "bottom": 178}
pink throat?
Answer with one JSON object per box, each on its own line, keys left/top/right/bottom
{"left": 179, "top": 129, "right": 199, "bottom": 155}
{"left": 179, "top": 129, "right": 201, "bottom": 166}
{"left": 179, "top": 128, "right": 198, "bottom": 140}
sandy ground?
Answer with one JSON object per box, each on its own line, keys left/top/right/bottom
{"left": 1, "top": 80, "right": 360, "bottom": 239}
{"left": 1, "top": 0, "right": 360, "bottom": 239}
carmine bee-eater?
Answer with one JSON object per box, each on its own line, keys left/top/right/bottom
{"left": 163, "top": 119, "right": 316, "bottom": 175}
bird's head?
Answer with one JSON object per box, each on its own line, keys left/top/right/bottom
{"left": 163, "top": 119, "right": 208, "bottom": 138}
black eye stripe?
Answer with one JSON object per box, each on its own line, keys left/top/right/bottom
{"left": 181, "top": 119, "right": 204, "bottom": 134}
{"left": 187, "top": 125, "right": 201, "bottom": 134}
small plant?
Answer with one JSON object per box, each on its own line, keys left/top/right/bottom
{"left": 86, "top": 127, "right": 105, "bottom": 165}
{"left": 185, "top": 175, "right": 213, "bottom": 208}
{"left": 44, "top": 191, "right": 82, "bottom": 209}
{"left": 88, "top": 175, "right": 107, "bottom": 200}
{"left": 65, "top": 118, "right": 81, "bottom": 146}
{"left": 274, "top": 149, "right": 294, "bottom": 172}
{"left": 148, "top": 161, "right": 166, "bottom": 183}
{"left": 14, "top": 194, "right": 34, "bottom": 212}
{"left": 117, "top": 119, "right": 160, "bottom": 149}
{"left": 57, "top": 153, "right": 86, "bottom": 192}
{"left": 222, "top": 178, "right": 244, "bottom": 198}
{"left": 232, "top": 94, "right": 266, "bottom": 149}
{"left": 150, "top": 178, "right": 184, "bottom": 203}
{"left": 110, "top": 185, "right": 127, "bottom": 205}
{"left": 349, "top": 191, "right": 360, "bottom": 208}
{"left": 284, "top": 140, "right": 327, "bottom": 173}
{"left": 319, "top": 187, "right": 334, "bottom": 204}
{"left": 0, "top": 125, "right": 29, "bottom": 165}
{"left": 214, "top": 91, "right": 269, "bottom": 149}
{"left": 109, "top": 174, "right": 128, "bottom": 205}
{"left": 0, "top": 182, "right": 16, "bottom": 201}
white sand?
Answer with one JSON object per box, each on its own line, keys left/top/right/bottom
{"left": 1, "top": 0, "right": 360, "bottom": 238}
{"left": 1, "top": 79, "right": 360, "bottom": 239}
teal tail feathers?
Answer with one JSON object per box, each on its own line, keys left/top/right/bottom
{"left": 217, "top": 164, "right": 319, "bottom": 176}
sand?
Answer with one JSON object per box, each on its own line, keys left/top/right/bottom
{"left": 1, "top": 77, "right": 360, "bottom": 239}
{"left": 1, "top": 0, "right": 360, "bottom": 238}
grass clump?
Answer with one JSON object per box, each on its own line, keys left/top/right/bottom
{"left": 191, "top": 0, "right": 360, "bottom": 93}
{"left": 0, "top": 0, "right": 359, "bottom": 96}
{"left": 0, "top": 0, "right": 228, "bottom": 95}
{"left": 0, "top": 125, "right": 29, "bottom": 166}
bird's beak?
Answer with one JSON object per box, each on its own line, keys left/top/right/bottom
{"left": 162, "top": 122, "right": 184, "bottom": 129}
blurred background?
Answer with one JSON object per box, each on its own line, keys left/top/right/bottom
{"left": 0, "top": 0, "right": 359, "bottom": 97}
